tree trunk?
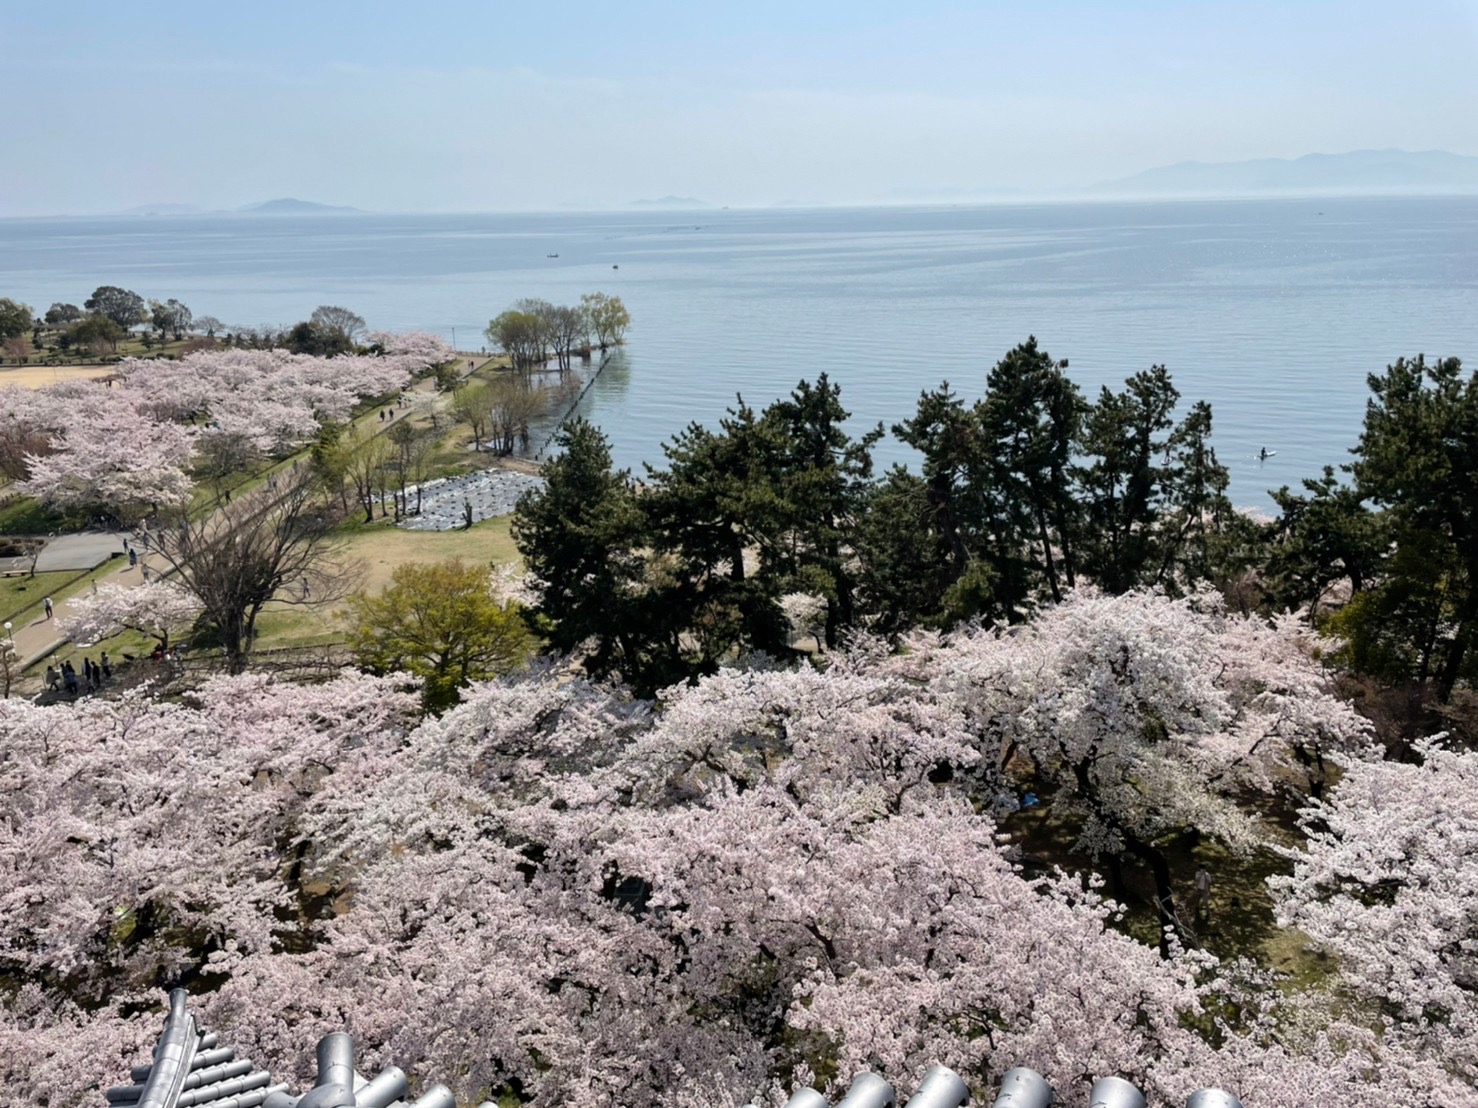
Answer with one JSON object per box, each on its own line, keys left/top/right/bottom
{"left": 1436, "top": 590, "right": 1478, "bottom": 703}
{"left": 1035, "top": 506, "right": 1062, "bottom": 603}
{"left": 1123, "top": 833, "right": 1178, "bottom": 953}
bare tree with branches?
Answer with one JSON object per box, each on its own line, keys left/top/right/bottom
{"left": 145, "top": 470, "right": 360, "bottom": 673}
{"left": 310, "top": 305, "right": 367, "bottom": 345}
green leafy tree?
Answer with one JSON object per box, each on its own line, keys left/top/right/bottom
{"left": 891, "top": 382, "right": 1001, "bottom": 618}
{"left": 43, "top": 302, "right": 82, "bottom": 327}
{"left": 644, "top": 400, "right": 793, "bottom": 666}
{"left": 83, "top": 285, "right": 147, "bottom": 330}
{"left": 977, "top": 337, "right": 1084, "bottom": 602}
{"left": 1349, "top": 354, "right": 1478, "bottom": 702}
{"left": 853, "top": 467, "right": 963, "bottom": 635}
{"left": 0, "top": 298, "right": 34, "bottom": 342}
{"left": 69, "top": 314, "right": 127, "bottom": 355}
{"left": 486, "top": 310, "right": 546, "bottom": 372}
{"left": 642, "top": 376, "right": 881, "bottom": 666}
{"left": 285, "top": 320, "right": 353, "bottom": 356}
{"left": 763, "top": 374, "right": 882, "bottom": 645}
{"left": 348, "top": 559, "right": 534, "bottom": 713}
{"left": 149, "top": 298, "right": 193, "bottom": 342}
{"left": 1325, "top": 531, "right": 1462, "bottom": 699}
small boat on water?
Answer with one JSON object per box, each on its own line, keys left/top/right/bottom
{"left": 546, "top": 253, "right": 559, "bottom": 258}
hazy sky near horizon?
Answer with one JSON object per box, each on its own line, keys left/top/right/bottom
{"left": 4, "top": 0, "right": 1477, "bottom": 215}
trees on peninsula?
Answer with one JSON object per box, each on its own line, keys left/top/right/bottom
{"left": 486, "top": 292, "right": 628, "bottom": 371}
{"left": 582, "top": 291, "right": 630, "bottom": 349}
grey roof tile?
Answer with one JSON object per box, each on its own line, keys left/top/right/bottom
{"left": 111, "top": 990, "right": 1245, "bottom": 1108}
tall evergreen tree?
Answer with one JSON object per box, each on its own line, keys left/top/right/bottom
{"left": 1350, "top": 354, "right": 1478, "bottom": 702}
{"left": 763, "top": 374, "right": 882, "bottom": 646}
{"left": 977, "top": 338, "right": 1084, "bottom": 602}
{"left": 1074, "top": 366, "right": 1179, "bottom": 592}
{"left": 513, "top": 419, "right": 663, "bottom": 689}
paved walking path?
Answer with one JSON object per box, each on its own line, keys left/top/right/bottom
{"left": 7, "top": 546, "right": 160, "bottom": 674}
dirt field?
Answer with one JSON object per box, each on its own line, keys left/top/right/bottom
{"left": 0, "top": 364, "right": 118, "bottom": 388}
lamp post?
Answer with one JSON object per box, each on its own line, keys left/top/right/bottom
{"left": 3, "top": 620, "right": 12, "bottom": 647}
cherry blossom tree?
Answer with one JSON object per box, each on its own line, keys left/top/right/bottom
{"left": 7, "top": 337, "right": 443, "bottom": 519}
{"left": 366, "top": 330, "right": 456, "bottom": 364}
{"left": 1270, "top": 739, "right": 1478, "bottom": 1083}
{"left": 0, "top": 600, "right": 1470, "bottom": 1107}
{"left": 57, "top": 579, "right": 203, "bottom": 651}
{"left": 18, "top": 383, "right": 197, "bottom": 519}
{"left": 901, "top": 589, "right": 1372, "bottom": 933}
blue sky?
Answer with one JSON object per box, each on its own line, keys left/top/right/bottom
{"left": 3, "top": 0, "right": 1476, "bottom": 214}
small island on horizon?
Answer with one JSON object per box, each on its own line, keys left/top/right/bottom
{"left": 120, "top": 197, "right": 363, "bottom": 217}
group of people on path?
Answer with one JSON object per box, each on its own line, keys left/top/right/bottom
{"left": 44, "top": 652, "right": 111, "bottom": 698}
{"left": 124, "top": 537, "right": 152, "bottom": 579}
{"left": 376, "top": 394, "right": 411, "bottom": 423}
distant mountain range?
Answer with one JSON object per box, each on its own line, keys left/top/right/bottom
{"left": 1091, "top": 149, "right": 1478, "bottom": 196}
{"left": 121, "top": 198, "right": 361, "bottom": 216}
{"left": 625, "top": 195, "right": 712, "bottom": 210}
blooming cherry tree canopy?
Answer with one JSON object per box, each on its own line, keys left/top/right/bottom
{"left": 10, "top": 335, "right": 445, "bottom": 517}
{"left": 57, "top": 579, "right": 203, "bottom": 649}
{"left": 0, "top": 593, "right": 1468, "bottom": 1107}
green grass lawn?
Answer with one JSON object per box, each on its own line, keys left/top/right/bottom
{"left": 239, "top": 514, "right": 521, "bottom": 654}
{"left": 0, "top": 570, "right": 81, "bottom": 623}
{"left": 338, "top": 513, "right": 519, "bottom": 593}
{"left": 44, "top": 626, "right": 158, "bottom": 675}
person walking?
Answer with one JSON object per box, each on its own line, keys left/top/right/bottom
{"left": 100, "top": 651, "right": 111, "bottom": 680}
{"left": 1194, "top": 864, "right": 1213, "bottom": 925}
{"left": 62, "top": 661, "right": 78, "bottom": 696}
{"left": 43, "top": 596, "right": 53, "bottom": 619}
{"left": 128, "top": 548, "right": 138, "bottom": 568}
{"left": 44, "top": 665, "right": 59, "bottom": 693}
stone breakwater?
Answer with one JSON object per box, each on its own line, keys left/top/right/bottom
{"left": 397, "top": 468, "right": 545, "bottom": 531}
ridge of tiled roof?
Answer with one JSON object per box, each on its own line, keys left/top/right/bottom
{"left": 769, "top": 1065, "right": 1244, "bottom": 1108}
{"left": 109, "top": 990, "right": 1246, "bottom": 1108}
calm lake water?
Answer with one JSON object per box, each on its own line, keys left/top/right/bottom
{"left": 2, "top": 196, "right": 1474, "bottom": 507}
